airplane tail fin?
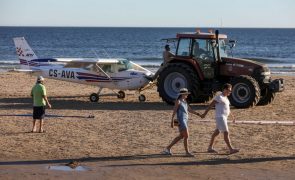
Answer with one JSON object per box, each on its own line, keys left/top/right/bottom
{"left": 13, "top": 37, "right": 38, "bottom": 69}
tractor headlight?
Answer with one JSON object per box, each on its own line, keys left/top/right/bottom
{"left": 261, "top": 71, "right": 271, "bottom": 76}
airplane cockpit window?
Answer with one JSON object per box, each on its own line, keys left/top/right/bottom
{"left": 84, "top": 64, "right": 95, "bottom": 71}
{"left": 93, "top": 59, "right": 147, "bottom": 73}
{"left": 101, "top": 64, "right": 113, "bottom": 73}
{"left": 117, "top": 59, "right": 132, "bottom": 72}
{"left": 65, "top": 62, "right": 96, "bottom": 70}
{"left": 118, "top": 61, "right": 127, "bottom": 72}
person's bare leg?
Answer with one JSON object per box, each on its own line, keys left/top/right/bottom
{"left": 182, "top": 129, "right": 190, "bottom": 153}
{"left": 32, "top": 119, "right": 37, "bottom": 132}
{"left": 167, "top": 134, "right": 183, "bottom": 150}
{"left": 224, "top": 131, "right": 239, "bottom": 154}
{"left": 39, "top": 119, "right": 44, "bottom": 133}
{"left": 208, "top": 129, "right": 219, "bottom": 151}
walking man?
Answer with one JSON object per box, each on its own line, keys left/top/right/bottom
{"left": 200, "top": 83, "right": 239, "bottom": 154}
{"left": 31, "top": 76, "right": 51, "bottom": 133}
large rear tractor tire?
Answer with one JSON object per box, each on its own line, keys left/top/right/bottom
{"left": 229, "top": 75, "right": 260, "bottom": 108}
{"left": 257, "top": 88, "right": 276, "bottom": 105}
{"left": 157, "top": 63, "right": 200, "bottom": 105}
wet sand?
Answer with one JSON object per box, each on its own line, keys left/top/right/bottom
{"left": 0, "top": 72, "right": 294, "bottom": 179}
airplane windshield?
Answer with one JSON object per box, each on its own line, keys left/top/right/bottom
{"left": 117, "top": 59, "right": 147, "bottom": 72}
{"left": 117, "top": 60, "right": 131, "bottom": 71}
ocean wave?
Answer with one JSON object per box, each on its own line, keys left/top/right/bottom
{"left": 271, "top": 71, "right": 295, "bottom": 76}
{"left": 132, "top": 57, "right": 163, "bottom": 61}
{"left": 268, "top": 64, "right": 295, "bottom": 69}
{"left": 0, "top": 60, "right": 19, "bottom": 65}
{"left": 244, "top": 57, "right": 295, "bottom": 64}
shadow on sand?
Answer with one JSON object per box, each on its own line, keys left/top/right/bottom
{"left": 0, "top": 114, "right": 94, "bottom": 119}
{"left": 0, "top": 96, "right": 207, "bottom": 111}
{"left": 106, "top": 156, "right": 295, "bottom": 167}
{"left": 0, "top": 154, "right": 294, "bottom": 166}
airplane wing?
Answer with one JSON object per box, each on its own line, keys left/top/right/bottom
{"left": 11, "top": 68, "right": 42, "bottom": 73}
{"left": 57, "top": 58, "right": 120, "bottom": 64}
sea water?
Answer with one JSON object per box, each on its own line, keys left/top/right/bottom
{"left": 0, "top": 27, "right": 294, "bottom": 74}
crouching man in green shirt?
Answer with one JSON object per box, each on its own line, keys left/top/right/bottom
{"left": 31, "top": 76, "right": 51, "bottom": 133}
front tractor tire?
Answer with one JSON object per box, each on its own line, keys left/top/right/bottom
{"left": 257, "top": 88, "right": 276, "bottom": 105}
{"left": 229, "top": 75, "right": 261, "bottom": 108}
{"left": 157, "top": 63, "right": 200, "bottom": 105}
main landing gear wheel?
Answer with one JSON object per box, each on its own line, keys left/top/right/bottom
{"left": 117, "top": 91, "right": 125, "bottom": 99}
{"left": 90, "top": 93, "right": 99, "bottom": 102}
{"left": 138, "top": 94, "right": 146, "bottom": 102}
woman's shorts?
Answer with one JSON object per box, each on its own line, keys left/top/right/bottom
{"left": 33, "top": 106, "right": 46, "bottom": 119}
{"left": 215, "top": 116, "right": 229, "bottom": 132}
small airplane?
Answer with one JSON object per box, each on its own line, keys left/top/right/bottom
{"left": 13, "top": 37, "right": 154, "bottom": 102}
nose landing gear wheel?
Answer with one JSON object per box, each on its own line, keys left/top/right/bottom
{"left": 117, "top": 91, "right": 125, "bottom": 99}
{"left": 90, "top": 93, "right": 99, "bottom": 102}
{"left": 138, "top": 94, "right": 146, "bottom": 102}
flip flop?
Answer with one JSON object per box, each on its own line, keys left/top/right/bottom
{"left": 229, "top": 149, "right": 239, "bottom": 154}
{"left": 161, "top": 149, "right": 172, "bottom": 155}
{"left": 207, "top": 148, "right": 218, "bottom": 153}
{"left": 185, "top": 152, "right": 195, "bottom": 157}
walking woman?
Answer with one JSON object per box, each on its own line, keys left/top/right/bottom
{"left": 162, "top": 88, "right": 200, "bottom": 157}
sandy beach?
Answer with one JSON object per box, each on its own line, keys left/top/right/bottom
{"left": 0, "top": 72, "right": 294, "bottom": 179}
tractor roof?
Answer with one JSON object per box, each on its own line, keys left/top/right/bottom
{"left": 176, "top": 32, "right": 227, "bottom": 39}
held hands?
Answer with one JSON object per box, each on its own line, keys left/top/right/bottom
{"left": 200, "top": 113, "right": 206, "bottom": 119}
{"left": 193, "top": 111, "right": 205, "bottom": 118}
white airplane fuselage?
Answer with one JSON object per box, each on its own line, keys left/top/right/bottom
{"left": 33, "top": 64, "right": 150, "bottom": 90}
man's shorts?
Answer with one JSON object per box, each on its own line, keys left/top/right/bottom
{"left": 215, "top": 116, "right": 229, "bottom": 133}
{"left": 33, "top": 106, "right": 46, "bottom": 119}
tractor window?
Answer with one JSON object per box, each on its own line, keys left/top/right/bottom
{"left": 219, "top": 39, "right": 228, "bottom": 57}
{"left": 193, "top": 39, "right": 215, "bottom": 79}
{"left": 177, "top": 38, "right": 191, "bottom": 56}
{"left": 193, "top": 39, "right": 214, "bottom": 61}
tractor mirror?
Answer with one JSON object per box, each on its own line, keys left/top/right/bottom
{"left": 228, "top": 40, "right": 237, "bottom": 48}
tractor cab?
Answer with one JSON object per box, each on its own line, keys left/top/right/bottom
{"left": 169, "top": 31, "right": 230, "bottom": 79}
{"left": 158, "top": 29, "right": 284, "bottom": 108}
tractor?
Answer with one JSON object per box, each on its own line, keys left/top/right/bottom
{"left": 157, "top": 30, "right": 284, "bottom": 108}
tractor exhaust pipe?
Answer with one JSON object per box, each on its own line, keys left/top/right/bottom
{"left": 215, "top": 30, "right": 221, "bottom": 62}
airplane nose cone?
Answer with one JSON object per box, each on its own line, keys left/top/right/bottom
{"left": 146, "top": 71, "right": 154, "bottom": 76}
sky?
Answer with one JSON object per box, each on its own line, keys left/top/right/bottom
{"left": 0, "top": 0, "right": 294, "bottom": 28}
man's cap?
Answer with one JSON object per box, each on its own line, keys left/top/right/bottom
{"left": 37, "top": 76, "right": 44, "bottom": 81}
{"left": 165, "top": 44, "right": 170, "bottom": 49}
{"left": 179, "top": 88, "right": 190, "bottom": 95}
